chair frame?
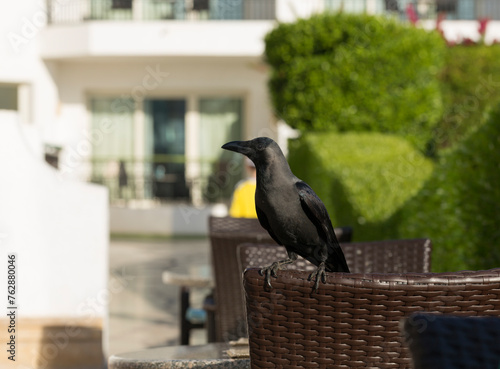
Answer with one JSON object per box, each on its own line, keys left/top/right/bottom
{"left": 238, "top": 238, "right": 432, "bottom": 275}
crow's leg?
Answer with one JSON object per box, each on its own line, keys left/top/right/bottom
{"left": 259, "top": 250, "right": 298, "bottom": 289}
{"left": 308, "top": 262, "right": 327, "bottom": 292}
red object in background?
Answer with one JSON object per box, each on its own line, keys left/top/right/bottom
{"left": 436, "top": 12, "right": 446, "bottom": 37}
{"left": 406, "top": 3, "right": 418, "bottom": 25}
{"left": 461, "top": 37, "right": 476, "bottom": 46}
{"left": 478, "top": 17, "right": 490, "bottom": 37}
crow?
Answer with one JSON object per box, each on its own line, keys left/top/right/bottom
{"left": 222, "top": 137, "right": 350, "bottom": 291}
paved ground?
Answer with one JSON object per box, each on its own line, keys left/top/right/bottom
{"left": 107, "top": 237, "right": 211, "bottom": 358}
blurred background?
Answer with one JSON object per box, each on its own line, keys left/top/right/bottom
{"left": 1, "top": 0, "right": 500, "bottom": 368}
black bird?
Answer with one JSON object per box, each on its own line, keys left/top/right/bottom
{"left": 222, "top": 137, "right": 350, "bottom": 291}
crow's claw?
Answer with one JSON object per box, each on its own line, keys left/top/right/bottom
{"left": 259, "top": 267, "right": 273, "bottom": 289}
{"left": 265, "top": 269, "right": 273, "bottom": 289}
{"left": 308, "top": 263, "right": 327, "bottom": 292}
{"left": 259, "top": 261, "right": 282, "bottom": 289}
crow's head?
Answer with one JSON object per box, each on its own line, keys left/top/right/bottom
{"left": 221, "top": 137, "right": 281, "bottom": 167}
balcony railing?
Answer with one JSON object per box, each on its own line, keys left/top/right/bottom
{"left": 46, "top": 0, "right": 500, "bottom": 24}
{"left": 390, "top": 0, "right": 500, "bottom": 21}
{"left": 88, "top": 156, "right": 243, "bottom": 205}
{"left": 47, "top": 0, "right": 277, "bottom": 23}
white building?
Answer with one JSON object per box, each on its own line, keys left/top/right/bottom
{"left": 2, "top": 0, "right": 500, "bottom": 236}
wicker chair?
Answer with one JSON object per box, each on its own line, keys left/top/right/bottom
{"left": 403, "top": 313, "right": 500, "bottom": 369}
{"left": 209, "top": 216, "right": 275, "bottom": 342}
{"left": 209, "top": 216, "right": 352, "bottom": 243}
{"left": 243, "top": 268, "right": 500, "bottom": 369}
{"left": 208, "top": 216, "right": 352, "bottom": 342}
{"left": 238, "top": 238, "right": 432, "bottom": 275}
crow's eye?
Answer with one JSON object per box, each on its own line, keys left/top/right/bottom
{"left": 257, "top": 144, "right": 265, "bottom": 151}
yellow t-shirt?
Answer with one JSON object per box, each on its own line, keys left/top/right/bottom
{"left": 229, "top": 179, "right": 257, "bottom": 218}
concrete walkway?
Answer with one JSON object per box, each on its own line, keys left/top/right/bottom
{"left": 107, "top": 237, "right": 211, "bottom": 358}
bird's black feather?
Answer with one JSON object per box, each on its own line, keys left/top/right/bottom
{"left": 296, "top": 181, "right": 350, "bottom": 273}
{"left": 255, "top": 205, "right": 282, "bottom": 246}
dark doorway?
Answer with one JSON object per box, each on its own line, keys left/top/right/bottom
{"left": 150, "top": 99, "right": 189, "bottom": 200}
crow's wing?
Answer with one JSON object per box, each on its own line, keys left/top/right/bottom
{"left": 256, "top": 204, "right": 283, "bottom": 246}
{"left": 296, "top": 181, "right": 350, "bottom": 272}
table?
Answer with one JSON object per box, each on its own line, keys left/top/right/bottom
{"left": 162, "top": 270, "right": 214, "bottom": 289}
{"left": 162, "top": 268, "right": 216, "bottom": 344}
{"left": 108, "top": 343, "right": 250, "bottom": 369}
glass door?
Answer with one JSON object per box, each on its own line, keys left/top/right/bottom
{"left": 90, "top": 97, "right": 134, "bottom": 200}
{"left": 144, "top": 99, "right": 189, "bottom": 201}
{"left": 198, "top": 97, "right": 243, "bottom": 202}
{"left": 90, "top": 0, "right": 133, "bottom": 19}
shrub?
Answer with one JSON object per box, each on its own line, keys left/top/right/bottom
{"left": 288, "top": 132, "right": 434, "bottom": 242}
{"left": 266, "top": 13, "right": 446, "bottom": 152}
{"left": 395, "top": 104, "right": 500, "bottom": 272}
{"left": 434, "top": 44, "right": 500, "bottom": 151}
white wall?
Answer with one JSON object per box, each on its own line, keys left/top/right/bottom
{"left": 0, "top": 1, "right": 60, "bottom": 143}
{"left": 41, "top": 21, "right": 275, "bottom": 59}
{"left": 0, "top": 111, "right": 109, "bottom": 318}
{"left": 110, "top": 204, "right": 218, "bottom": 236}
{"left": 276, "top": 0, "right": 326, "bottom": 22}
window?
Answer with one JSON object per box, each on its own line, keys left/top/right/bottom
{"left": 199, "top": 97, "right": 243, "bottom": 202}
{"left": 193, "top": 0, "right": 209, "bottom": 11}
{"left": 199, "top": 98, "right": 242, "bottom": 163}
{"left": 91, "top": 97, "right": 134, "bottom": 159}
{"left": 91, "top": 0, "right": 133, "bottom": 20}
{"left": 210, "top": 0, "right": 243, "bottom": 19}
{"left": 144, "top": 99, "right": 189, "bottom": 200}
{"left": 90, "top": 97, "right": 134, "bottom": 200}
{"left": 112, "top": 0, "right": 132, "bottom": 9}
{"left": 436, "top": 0, "right": 457, "bottom": 12}
{"left": 385, "top": 0, "right": 399, "bottom": 11}
{"left": 0, "top": 83, "right": 30, "bottom": 123}
{"left": 89, "top": 95, "right": 244, "bottom": 204}
{"left": 325, "top": 0, "right": 366, "bottom": 13}
{"left": 475, "top": 0, "right": 500, "bottom": 20}
{"left": 0, "top": 85, "right": 18, "bottom": 111}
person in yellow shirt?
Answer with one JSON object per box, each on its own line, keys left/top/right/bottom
{"left": 229, "top": 158, "right": 257, "bottom": 218}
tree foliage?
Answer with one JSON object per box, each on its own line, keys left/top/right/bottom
{"left": 266, "top": 13, "right": 446, "bottom": 152}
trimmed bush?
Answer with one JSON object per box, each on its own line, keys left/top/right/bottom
{"left": 395, "top": 104, "right": 500, "bottom": 272}
{"left": 435, "top": 44, "right": 500, "bottom": 151}
{"left": 288, "top": 132, "right": 434, "bottom": 242}
{"left": 266, "top": 13, "right": 446, "bottom": 152}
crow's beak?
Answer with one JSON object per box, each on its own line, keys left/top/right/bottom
{"left": 221, "top": 140, "right": 253, "bottom": 156}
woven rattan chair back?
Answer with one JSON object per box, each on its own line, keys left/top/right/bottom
{"left": 209, "top": 216, "right": 276, "bottom": 342}
{"left": 209, "top": 215, "right": 270, "bottom": 235}
{"left": 403, "top": 313, "right": 500, "bottom": 369}
{"left": 208, "top": 216, "right": 352, "bottom": 342}
{"left": 244, "top": 268, "right": 500, "bottom": 369}
{"left": 238, "top": 238, "right": 432, "bottom": 274}
{"left": 210, "top": 216, "right": 352, "bottom": 242}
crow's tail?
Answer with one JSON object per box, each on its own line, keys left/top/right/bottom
{"left": 325, "top": 244, "right": 350, "bottom": 273}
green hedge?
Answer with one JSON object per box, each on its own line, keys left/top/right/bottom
{"left": 290, "top": 106, "right": 500, "bottom": 272}
{"left": 434, "top": 44, "right": 500, "bottom": 151}
{"left": 266, "top": 13, "right": 446, "bottom": 152}
{"left": 395, "top": 104, "right": 500, "bottom": 272}
{"left": 288, "top": 132, "right": 434, "bottom": 242}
